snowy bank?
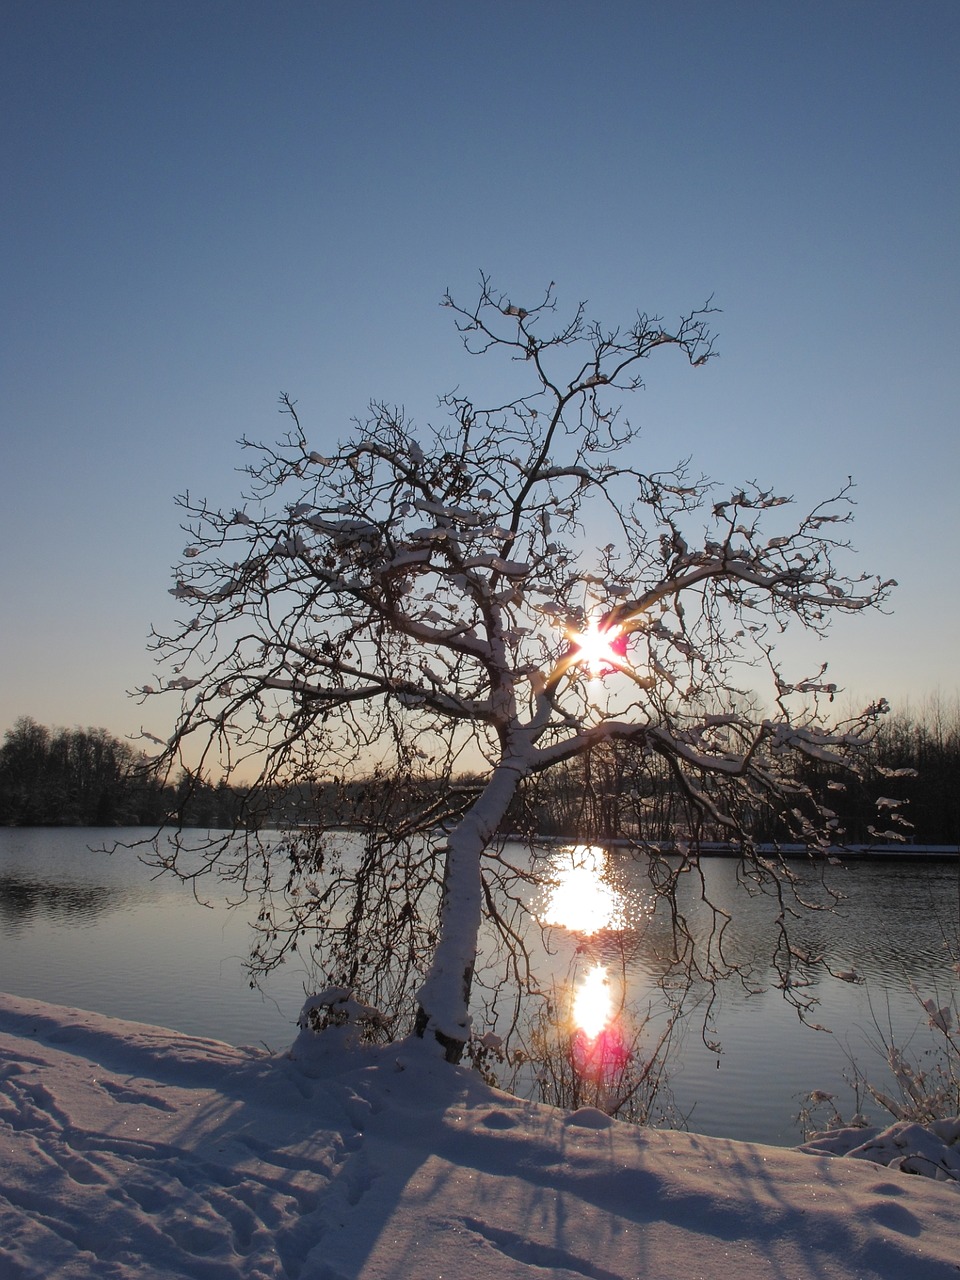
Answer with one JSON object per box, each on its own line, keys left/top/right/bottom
{"left": 1, "top": 992, "right": 958, "bottom": 1280}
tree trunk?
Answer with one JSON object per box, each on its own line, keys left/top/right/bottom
{"left": 414, "top": 759, "right": 527, "bottom": 1062}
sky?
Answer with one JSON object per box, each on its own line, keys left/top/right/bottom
{"left": 2, "top": 0, "right": 958, "bottom": 751}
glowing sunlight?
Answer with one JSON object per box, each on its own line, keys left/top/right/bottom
{"left": 572, "top": 963, "right": 613, "bottom": 1040}
{"left": 540, "top": 845, "right": 625, "bottom": 935}
{"left": 571, "top": 965, "right": 631, "bottom": 1082}
{"left": 569, "top": 617, "right": 628, "bottom": 678}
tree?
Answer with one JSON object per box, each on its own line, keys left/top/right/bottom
{"left": 142, "top": 277, "right": 893, "bottom": 1061}
{"left": 0, "top": 718, "right": 52, "bottom": 824}
{"left": 0, "top": 717, "right": 144, "bottom": 826}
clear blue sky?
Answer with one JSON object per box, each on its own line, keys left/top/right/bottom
{"left": 2, "top": 0, "right": 957, "bottom": 749}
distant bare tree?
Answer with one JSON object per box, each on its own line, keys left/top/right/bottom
{"left": 140, "top": 276, "right": 893, "bottom": 1061}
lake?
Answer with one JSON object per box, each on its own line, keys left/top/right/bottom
{"left": 1, "top": 826, "right": 957, "bottom": 1147}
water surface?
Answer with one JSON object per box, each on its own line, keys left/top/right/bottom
{"left": 1, "top": 827, "right": 957, "bottom": 1145}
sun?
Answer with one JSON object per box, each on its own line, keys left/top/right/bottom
{"left": 569, "top": 617, "right": 628, "bottom": 678}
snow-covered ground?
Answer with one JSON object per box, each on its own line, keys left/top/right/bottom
{"left": 1, "top": 992, "right": 958, "bottom": 1280}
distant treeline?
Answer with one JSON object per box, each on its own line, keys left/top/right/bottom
{"left": 0, "top": 718, "right": 248, "bottom": 828}
{"left": 512, "top": 698, "right": 960, "bottom": 848}
{"left": 2, "top": 700, "right": 959, "bottom": 844}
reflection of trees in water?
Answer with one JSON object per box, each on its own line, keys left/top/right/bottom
{"left": 0, "top": 874, "right": 140, "bottom": 929}
{"left": 601, "top": 852, "right": 960, "bottom": 999}
{"left": 519, "top": 844, "right": 960, "bottom": 1011}
{"left": 820, "top": 862, "right": 960, "bottom": 984}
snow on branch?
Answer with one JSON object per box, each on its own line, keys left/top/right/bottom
{"left": 142, "top": 277, "right": 894, "bottom": 1057}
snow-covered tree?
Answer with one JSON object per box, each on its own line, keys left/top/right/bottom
{"left": 142, "top": 277, "right": 894, "bottom": 1061}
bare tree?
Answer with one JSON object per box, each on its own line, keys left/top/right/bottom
{"left": 140, "top": 276, "right": 894, "bottom": 1061}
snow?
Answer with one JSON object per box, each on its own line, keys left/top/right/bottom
{"left": 2, "top": 993, "right": 958, "bottom": 1280}
{"left": 801, "top": 1120, "right": 960, "bottom": 1185}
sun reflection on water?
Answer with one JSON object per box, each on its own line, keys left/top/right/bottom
{"left": 536, "top": 845, "right": 634, "bottom": 1081}
{"left": 540, "top": 844, "right": 625, "bottom": 935}
{"left": 572, "top": 962, "right": 612, "bottom": 1039}
{"left": 570, "top": 963, "right": 631, "bottom": 1082}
